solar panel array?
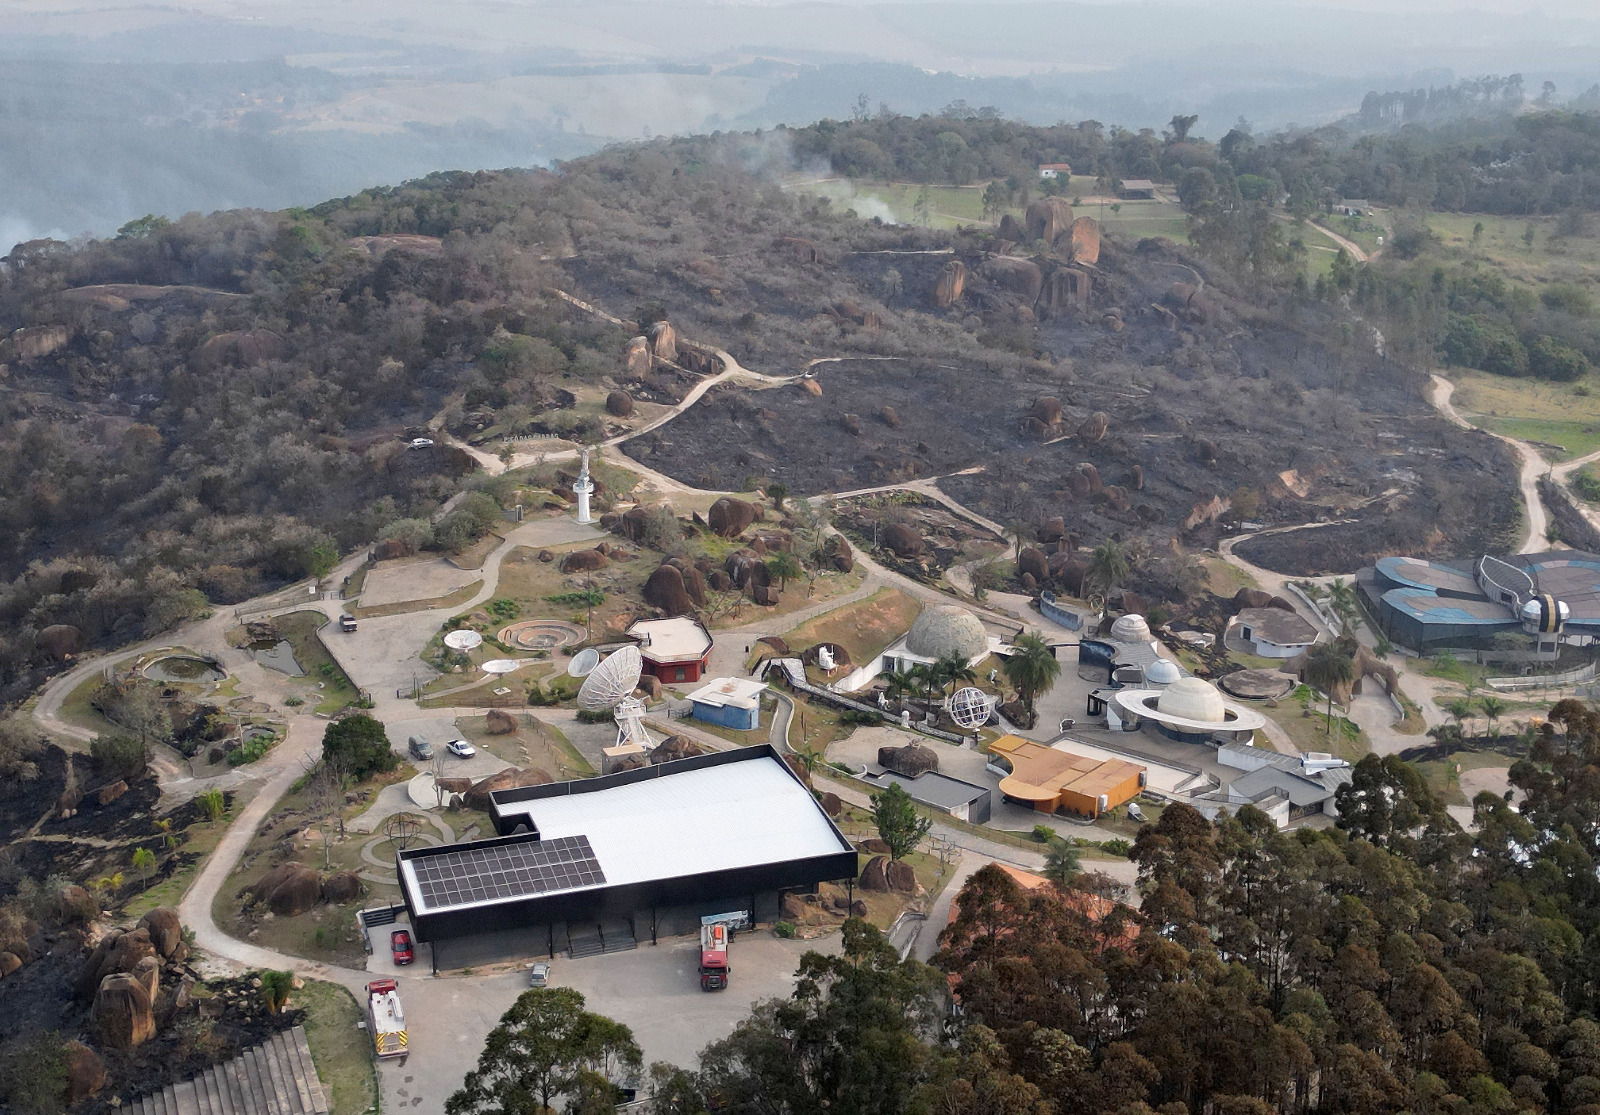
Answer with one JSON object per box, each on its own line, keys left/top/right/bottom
{"left": 410, "top": 835, "right": 605, "bottom": 910}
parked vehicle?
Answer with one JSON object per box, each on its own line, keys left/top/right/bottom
{"left": 408, "top": 737, "right": 434, "bottom": 760}
{"left": 445, "top": 739, "right": 476, "bottom": 758}
{"left": 527, "top": 962, "right": 550, "bottom": 987}
{"left": 390, "top": 929, "right": 414, "bottom": 965}
{"left": 366, "top": 979, "right": 408, "bottom": 1058}
{"left": 408, "top": 438, "right": 434, "bottom": 449}
{"left": 699, "top": 922, "right": 730, "bottom": 991}
{"left": 339, "top": 614, "right": 358, "bottom": 632}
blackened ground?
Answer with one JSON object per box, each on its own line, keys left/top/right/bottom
{"left": 626, "top": 238, "right": 1520, "bottom": 574}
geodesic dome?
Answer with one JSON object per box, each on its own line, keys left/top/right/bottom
{"left": 905, "top": 605, "right": 987, "bottom": 661}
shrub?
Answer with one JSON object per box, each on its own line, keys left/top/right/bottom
{"left": 91, "top": 734, "right": 148, "bottom": 780}
{"left": 284, "top": 696, "right": 304, "bottom": 707}
{"left": 227, "top": 735, "right": 274, "bottom": 766}
{"left": 321, "top": 714, "right": 399, "bottom": 779}
{"left": 545, "top": 590, "right": 604, "bottom": 607}
{"left": 1529, "top": 335, "right": 1592, "bottom": 382}
{"left": 487, "top": 597, "right": 520, "bottom": 620}
{"left": 197, "top": 788, "right": 227, "bottom": 821}
{"left": 576, "top": 709, "right": 614, "bottom": 724}
{"left": 1100, "top": 838, "right": 1133, "bottom": 857}
{"left": 774, "top": 921, "right": 797, "bottom": 939}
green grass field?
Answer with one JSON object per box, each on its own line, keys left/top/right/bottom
{"left": 1449, "top": 369, "right": 1600, "bottom": 462}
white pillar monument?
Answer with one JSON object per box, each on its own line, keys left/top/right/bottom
{"left": 573, "top": 446, "right": 595, "bottom": 525}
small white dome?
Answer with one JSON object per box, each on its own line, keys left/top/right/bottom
{"left": 1156, "top": 676, "right": 1227, "bottom": 722}
{"left": 1110, "top": 614, "right": 1152, "bottom": 643}
{"left": 1145, "top": 658, "right": 1182, "bottom": 686}
{"left": 905, "top": 605, "right": 988, "bottom": 661}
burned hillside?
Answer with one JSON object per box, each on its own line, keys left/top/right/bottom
{"left": 622, "top": 231, "right": 1521, "bottom": 570}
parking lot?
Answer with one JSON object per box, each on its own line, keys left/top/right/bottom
{"left": 373, "top": 930, "right": 838, "bottom": 1110}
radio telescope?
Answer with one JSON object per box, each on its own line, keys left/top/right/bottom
{"left": 567, "top": 647, "right": 600, "bottom": 678}
{"left": 443, "top": 630, "right": 483, "bottom": 652}
{"left": 577, "top": 645, "right": 643, "bottom": 710}
{"left": 946, "top": 687, "right": 994, "bottom": 730}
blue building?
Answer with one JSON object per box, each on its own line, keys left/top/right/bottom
{"left": 687, "top": 677, "right": 767, "bottom": 731}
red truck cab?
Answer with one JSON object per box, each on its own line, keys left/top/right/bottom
{"left": 699, "top": 922, "right": 729, "bottom": 991}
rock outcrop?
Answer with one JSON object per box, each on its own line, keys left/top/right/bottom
{"left": 138, "top": 908, "right": 183, "bottom": 960}
{"left": 95, "top": 972, "right": 156, "bottom": 1049}
{"left": 63, "top": 1040, "right": 107, "bottom": 1103}
{"left": 623, "top": 336, "right": 651, "bottom": 380}
{"left": 878, "top": 742, "right": 939, "bottom": 777}
{"left": 980, "top": 257, "right": 1044, "bottom": 303}
{"left": 708, "top": 497, "right": 760, "bottom": 537}
{"left": 643, "top": 563, "right": 696, "bottom": 615}
{"left": 485, "top": 708, "right": 517, "bottom": 735}
{"left": 606, "top": 390, "right": 635, "bottom": 417}
{"left": 1025, "top": 197, "right": 1075, "bottom": 244}
{"left": 881, "top": 523, "right": 924, "bottom": 559}
{"left": 646, "top": 320, "right": 677, "bottom": 362}
{"left": 36, "top": 623, "right": 84, "bottom": 660}
{"left": 778, "top": 236, "right": 821, "bottom": 264}
{"left": 248, "top": 864, "right": 323, "bottom": 917}
{"left": 1017, "top": 547, "right": 1050, "bottom": 583}
{"left": 1069, "top": 216, "right": 1101, "bottom": 264}
{"left": 321, "top": 871, "right": 364, "bottom": 904}
{"left": 560, "top": 548, "right": 609, "bottom": 573}
{"left": 465, "top": 767, "right": 554, "bottom": 811}
{"left": 933, "top": 260, "right": 966, "bottom": 308}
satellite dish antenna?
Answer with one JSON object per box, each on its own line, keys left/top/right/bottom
{"left": 567, "top": 647, "right": 600, "bottom": 678}
{"left": 946, "top": 687, "right": 994, "bottom": 730}
{"left": 482, "top": 659, "right": 523, "bottom": 675}
{"left": 444, "top": 630, "right": 483, "bottom": 652}
{"left": 577, "top": 645, "right": 643, "bottom": 710}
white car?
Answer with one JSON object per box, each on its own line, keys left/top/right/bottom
{"left": 408, "top": 437, "right": 435, "bottom": 450}
{"left": 445, "top": 739, "right": 476, "bottom": 758}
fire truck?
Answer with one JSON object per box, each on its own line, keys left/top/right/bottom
{"left": 699, "top": 922, "right": 730, "bottom": 991}
{"left": 366, "top": 979, "right": 408, "bottom": 1058}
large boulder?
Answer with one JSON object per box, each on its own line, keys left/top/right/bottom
{"left": 933, "top": 260, "right": 966, "bottom": 308}
{"left": 1038, "top": 516, "right": 1067, "bottom": 544}
{"left": 0, "top": 952, "right": 21, "bottom": 978}
{"left": 879, "top": 405, "right": 901, "bottom": 428}
{"left": 560, "top": 549, "right": 609, "bottom": 573}
{"left": 635, "top": 674, "right": 664, "bottom": 701}
{"left": 435, "top": 776, "right": 473, "bottom": 795}
{"left": 819, "top": 792, "right": 843, "bottom": 817}
{"left": 859, "top": 855, "right": 893, "bottom": 892}
{"left": 825, "top": 534, "right": 854, "bottom": 573}
{"left": 650, "top": 736, "right": 704, "bottom": 764}
{"left": 36, "top": 624, "right": 84, "bottom": 660}
{"left": 1078, "top": 411, "right": 1109, "bottom": 442}
{"left": 1029, "top": 397, "right": 1063, "bottom": 426}
{"left": 880, "top": 523, "right": 924, "bottom": 559}
{"left": 623, "top": 337, "right": 651, "bottom": 380}
{"left": 681, "top": 565, "right": 709, "bottom": 607}
{"left": 62, "top": 1040, "right": 107, "bottom": 1103}
{"left": 1069, "top": 216, "right": 1101, "bottom": 265}
{"left": 138, "top": 908, "right": 183, "bottom": 960}
{"left": 778, "top": 236, "right": 821, "bottom": 263}
{"left": 605, "top": 390, "right": 635, "bottom": 417}
{"left": 485, "top": 708, "right": 517, "bottom": 735}
{"left": 646, "top": 320, "right": 678, "bottom": 362}
{"left": 878, "top": 743, "right": 939, "bottom": 777}
{"left": 321, "top": 871, "right": 365, "bottom": 904}
{"left": 980, "top": 257, "right": 1044, "bottom": 303}
{"left": 465, "top": 767, "right": 553, "bottom": 811}
{"left": 724, "top": 548, "right": 763, "bottom": 589}
{"left": 857, "top": 837, "right": 892, "bottom": 855}
{"left": 708, "top": 497, "right": 760, "bottom": 538}
{"left": 56, "top": 884, "right": 96, "bottom": 925}
{"left": 1025, "top": 197, "right": 1075, "bottom": 243}
{"left": 996, "top": 214, "right": 1027, "bottom": 243}
{"left": 886, "top": 860, "right": 918, "bottom": 894}
{"left": 1233, "top": 587, "right": 1275, "bottom": 611}
{"left": 643, "top": 564, "right": 696, "bottom": 615}
{"left": 94, "top": 972, "right": 156, "bottom": 1049}
{"left": 193, "top": 330, "right": 283, "bottom": 372}
{"left": 96, "top": 781, "right": 128, "bottom": 806}
{"left": 247, "top": 863, "right": 322, "bottom": 917}
{"left": 1017, "top": 547, "right": 1050, "bottom": 583}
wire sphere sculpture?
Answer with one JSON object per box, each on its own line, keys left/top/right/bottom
{"left": 384, "top": 813, "right": 425, "bottom": 850}
{"left": 946, "top": 687, "right": 994, "bottom": 730}
{"left": 577, "top": 645, "right": 643, "bottom": 710}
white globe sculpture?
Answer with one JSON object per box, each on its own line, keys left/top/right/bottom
{"left": 946, "top": 687, "right": 993, "bottom": 730}
{"left": 577, "top": 645, "right": 643, "bottom": 711}
{"left": 567, "top": 647, "right": 601, "bottom": 678}
{"left": 443, "top": 630, "right": 483, "bottom": 652}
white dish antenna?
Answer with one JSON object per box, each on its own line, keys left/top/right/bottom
{"left": 577, "top": 645, "right": 643, "bottom": 710}
{"left": 482, "top": 659, "right": 524, "bottom": 675}
{"left": 947, "top": 687, "right": 994, "bottom": 730}
{"left": 444, "top": 630, "right": 483, "bottom": 652}
{"left": 567, "top": 647, "right": 601, "bottom": 678}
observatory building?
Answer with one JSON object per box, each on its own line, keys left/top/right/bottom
{"left": 396, "top": 745, "right": 858, "bottom": 967}
{"left": 833, "top": 603, "right": 1003, "bottom": 692}
{"left": 1362, "top": 551, "right": 1600, "bottom": 657}
{"left": 1110, "top": 676, "right": 1266, "bottom": 744}
{"left": 1079, "top": 613, "right": 1167, "bottom": 686}
{"left": 626, "top": 616, "right": 714, "bottom": 684}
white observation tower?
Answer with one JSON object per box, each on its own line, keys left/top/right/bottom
{"left": 573, "top": 446, "right": 596, "bottom": 525}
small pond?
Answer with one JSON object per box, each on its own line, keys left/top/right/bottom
{"left": 145, "top": 655, "right": 225, "bottom": 684}
{"left": 250, "top": 640, "right": 304, "bottom": 676}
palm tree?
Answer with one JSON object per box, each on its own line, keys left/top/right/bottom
{"left": 1043, "top": 837, "right": 1081, "bottom": 887}
{"left": 908, "top": 663, "right": 941, "bottom": 715}
{"left": 1088, "top": 539, "right": 1131, "bottom": 594}
{"left": 1446, "top": 698, "right": 1475, "bottom": 739}
{"left": 1304, "top": 642, "right": 1357, "bottom": 738}
{"left": 933, "top": 651, "right": 977, "bottom": 704}
{"left": 1478, "top": 695, "right": 1508, "bottom": 740}
{"left": 884, "top": 669, "right": 919, "bottom": 712}
{"left": 766, "top": 551, "right": 803, "bottom": 592}
{"left": 1001, "top": 632, "right": 1062, "bottom": 718}
{"left": 1327, "top": 579, "right": 1361, "bottom": 634}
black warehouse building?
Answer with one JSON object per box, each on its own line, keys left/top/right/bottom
{"left": 395, "top": 745, "right": 858, "bottom": 967}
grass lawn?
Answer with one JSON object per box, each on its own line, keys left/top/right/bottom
{"left": 1311, "top": 212, "right": 1388, "bottom": 257}
{"left": 455, "top": 712, "right": 594, "bottom": 777}
{"left": 352, "top": 579, "right": 484, "bottom": 619}
{"left": 447, "top": 530, "right": 506, "bottom": 572}
{"left": 1413, "top": 651, "right": 1492, "bottom": 689}
{"left": 706, "top": 566, "right": 867, "bottom": 631}
{"left": 418, "top": 663, "right": 557, "bottom": 709}
{"left": 274, "top": 611, "right": 363, "bottom": 713}
{"left": 1276, "top": 684, "right": 1370, "bottom": 762}
{"left": 1414, "top": 747, "right": 1516, "bottom": 806}
{"left": 125, "top": 794, "right": 247, "bottom": 918}
{"left": 1203, "top": 555, "right": 1259, "bottom": 595}
{"left": 1441, "top": 369, "right": 1600, "bottom": 464}
{"left": 491, "top": 544, "right": 651, "bottom": 642}
{"left": 296, "top": 980, "right": 379, "bottom": 1115}
{"left": 56, "top": 668, "right": 123, "bottom": 737}
{"left": 782, "top": 587, "right": 922, "bottom": 668}
{"left": 1424, "top": 210, "right": 1600, "bottom": 285}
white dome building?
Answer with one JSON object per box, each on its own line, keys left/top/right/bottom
{"left": 1110, "top": 614, "right": 1152, "bottom": 643}
{"left": 904, "top": 606, "right": 989, "bottom": 662}
{"left": 1111, "top": 674, "right": 1265, "bottom": 744}
{"left": 1144, "top": 658, "right": 1182, "bottom": 687}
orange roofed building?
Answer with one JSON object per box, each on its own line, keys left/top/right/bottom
{"left": 987, "top": 735, "right": 1145, "bottom": 819}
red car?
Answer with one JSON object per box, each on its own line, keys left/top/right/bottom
{"left": 390, "top": 929, "right": 414, "bottom": 966}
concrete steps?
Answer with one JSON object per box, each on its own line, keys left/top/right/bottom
{"left": 134, "top": 1026, "right": 329, "bottom": 1115}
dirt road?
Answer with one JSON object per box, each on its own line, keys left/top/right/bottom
{"left": 1430, "top": 374, "right": 1548, "bottom": 553}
